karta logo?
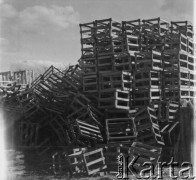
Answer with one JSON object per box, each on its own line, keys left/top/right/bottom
{"left": 116, "top": 154, "right": 195, "bottom": 179}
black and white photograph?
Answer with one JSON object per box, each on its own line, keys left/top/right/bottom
{"left": 0, "top": 0, "right": 195, "bottom": 179}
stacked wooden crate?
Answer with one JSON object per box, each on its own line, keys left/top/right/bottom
{"left": 141, "top": 18, "right": 170, "bottom": 52}
{"left": 80, "top": 19, "right": 133, "bottom": 112}
{"left": 134, "top": 106, "right": 164, "bottom": 146}
{"left": 162, "top": 21, "right": 195, "bottom": 102}
{"left": 80, "top": 19, "right": 138, "bottom": 145}
{"left": 158, "top": 100, "right": 179, "bottom": 122}
{"left": 66, "top": 148, "right": 106, "bottom": 177}
{"left": 121, "top": 19, "right": 141, "bottom": 69}
{"left": 95, "top": 19, "right": 132, "bottom": 111}
{"left": 129, "top": 142, "right": 162, "bottom": 174}
{"left": 106, "top": 118, "right": 137, "bottom": 144}
{"left": 130, "top": 18, "right": 168, "bottom": 108}
{"left": 95, "top": 19, "right": 123, "bottom": 71}
{"left": 133, "top": 51, "right": 162, "bottom": 108}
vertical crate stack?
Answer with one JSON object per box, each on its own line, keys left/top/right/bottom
{"left": 132, "top": 18, "right": 169, "bottom": 108}
{"left": 80, "top": 22, "right": 99, "bottom": 101}
{"left": 134, "top": 106, "right": 165, "bottom": 146}
{"left": 141, "top": 18, "right": 170, "bottom": 52}
{"left": 162, "top": 21, "right": 195, "bottom": 102}
{"left": 95, "top": 19, "right": 122, "bottom": 72}
{"left": 95, "top": 19, "right": 132, "bottom": 111}
{"left": 95, "top": 19, "right": 136, "bottom": 145}
{"left": 121, "top": 19, "right": 142, "bottom": 70}
{"left": 121, "top": 19, "right": 142, "bottom": 109}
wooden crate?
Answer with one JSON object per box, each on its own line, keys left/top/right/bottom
{"left": 158, "top": 100, "right": 179, "bottom": 122}
{"left": 134, "top": 106, "right": 165, "bottom": 146}
{"left": 60, "top": 74, "right": 82, "bottom": 91}
{"left": 95, "top": 18, "right": 121, "bottom": 38}
{"left": 164, "top": 33, "right": 188, "bottom": 53}
{"left": 189, "top": 88, "right": 196, "bottom": 99}
{"left": 161, "top": 121, "right": 180, "bottom": 146}
{"left": 80, "top": 21, "right": 95, "bottom": 39}
{"left": 81, "top": 46, "right": 95, "bottom": 58}
{"left": 163, "top": 69, "right": 190, "bottom": 89}
{"left": 67, "top": 148, "right": 106, "bottom": 176}
{"left": 106, "top": 118, "right": 137, "bottom": 144}
{"left": 122, "top": 19, "right": 142, "bottom": 36}
{"left": 33, "top": 86, "right": 68, "bottom": 114}
{"left": 75, "top": 119, "right": 103, "bottom": 142}
{"left": 170, "top": 21, "right": 193, "bottom": 39}
{"left": 99, "top": 71, "right": 132, "bottom": 91}
{"left": 188, "top": 54, "right": 195, "bottom": 71}
{"left": 45, "top": 73, "right": 63, "bottom": 90}
{"left": 81, "top": 62, "right": 97, "bottom": 75}
{"left": 163, "top": 50, "right": 189, "bottom": 71}
{"left": 142, "top": 17, "right": 169, "bottom": 35}
{"left": 97, "top": 55, "right": 114, "bottom": 72}
{"left": 98, "top": 89, "right": 130, "bottom": 110}
{"left": 64, "top": 65, "right": 82, "bottom": 90}
{"left": 135, "top": 50, "right": 162, "bottom": 71}
{"left": 80, "top": 22, "right": 96, "bottom": 58}
{"left": 142, "top": 34, "right": 165, "bottom": 52}
{"left": 33, "top": 67, "right": 67, "bottom": 99}
{"left": 187, "top": 38, "right": 194, "bottom": 55}
{"left": 83, "top": 148, "right": 107, "bottom": 175}
{"left": 163, "top": 87, "right": 190, "bottom": 101}
{"left": 95, "top": 19, "right": 123, "bottom": 56}
{"left": 114, "top": 53, "right": 133, "bottom": 71}
{"left": 132, "top": 88, "right": 161, "bottom": 108}
{"left": 121, "top": 34, "right": 140, "bottom": 54}
{"left": 32, "top": 66, "right": 63, "bottom": 87}
{"left": 67, "top": 150, "right": 87, "bottom": 177}
{"left": 83, "top": 74, "right": 98, "bottom": 92}
{"left": 96, "top": 38, "right": 124, "bottom": 56}
{"left": 134, "top": 70, "right": 161, "bottom": 89}
{"left": 129, "top": 142, "right": 162, "bottom": 173}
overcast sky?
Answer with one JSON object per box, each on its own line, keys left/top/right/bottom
{"left": 0, "top": 0, "right": 195, "bottom": 71}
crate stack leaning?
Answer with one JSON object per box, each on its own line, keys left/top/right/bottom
{"left": 122, "top": 18, "right": 166, "bottom": 147}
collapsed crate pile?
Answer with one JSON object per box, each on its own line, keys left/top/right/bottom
{"left": 0, "top": 17, "right": 195, "bottom": 177}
